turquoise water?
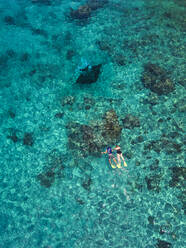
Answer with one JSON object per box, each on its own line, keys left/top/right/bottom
{"left": 0, "top": 0, "right": 185, "bottom": 247}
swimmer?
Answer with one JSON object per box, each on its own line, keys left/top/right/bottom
{"left": 114, "top": 145, "right": 127, "bottom": 167}
{"left": 101, "top": 147, "right": 118, "bottom": 168}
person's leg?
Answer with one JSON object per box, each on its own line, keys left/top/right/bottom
{"left": 114, "top": 154, "right": 121, "bottom": 168}
{"left": 113, "top": 157, "right": 118, "bottom": 165}
{"left": 117, "top": 154, "right": 121, "bottom": 165}
{"left": 111, "top": 154, "right": 118, "bottom": 166}
{"left": 109, "top": 158, "right": 116, "bottom": 168}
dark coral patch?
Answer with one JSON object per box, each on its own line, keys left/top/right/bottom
{"left": 67, "top": 123, "right": 97, "bottom": 155}
{"left": 37, "top": 150, "right": 65, "bottom": 188}
{"left": 76, "top": 198, "right": 85, "bottom": 205}
{"left": 113, "top": 53, "right": 127, "bottom": 66}
{"left": 70, "top": 5, "right": 91, "bottom": 20}
{"left": 7, "top": 134, "right": 18, "bottom": 143}
{"left": 37, "top": 169, "right": 55, "bottom": 188}
{"left": 61, "top": 95, "right": 75, "bottom": 106}
{"left": 4, "top": 16, "right": 16, "bottom": 25}
{"left": 6, "top": 128, "right": 19, "bottom": 143}
{"left": 121, "top": 114, "right": 140, "bottom": 129}
{"left": 102, "top": 109, "right": 122, "bottom": 142}
{"left": 169, "top": 167, "right": 186, "bottom": 188}
{"left": 54, "top": 112, "right": 64, "bottom": 118}
{"left": 31, "top": 0, "right": 52, "bottom": 5}
{"left": 148, "top": 216, "right": 155, "bottom": 225}
{"left": 70, "top": 0, "right": 108, "bottom": 21}
{"left": 87, "top": 0, "right": 108, "bottom": 11}
{"left": 156, "top": 239, "right": 172, "bottom": 248}
{"left": 141, "top": 63, "right": 174, "bottom": 95}
{"left": 82, "top": 176, "right": 92, "bottom": 191}
{"left": 144, "top": 138, "right": 182, "bottom": 154}
{"left": 66, "top": 108, "right": 122, "bottom": 156}
{"left": 66, "top": 49, "right": 75, "bottom": 60}
{"left": 20, "top": 52, "right": 30, "bottom": 62}
{"left": 66, "top": 122, "right": 105, "bottom": 157}
{"left": 31, "top": 28, "right": 48, "bottom": 38}
{"left": 23, "top": 132, "right": 34, "bottom": 146}
{"left": 6, "top": 49, "right": 16, "bottom": 58}
{"left": 8, "top": 110, "right": 16, "bottom": 118}
{"left": 145, "top": 174, "right": 162, "bottom": 192}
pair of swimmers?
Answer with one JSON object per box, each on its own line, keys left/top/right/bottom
{"left": 101, "top": 145, "right": 127, "bottom": 168}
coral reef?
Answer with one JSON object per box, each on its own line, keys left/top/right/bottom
{"left": 143, "top": 136, "right": 182, "bottom": 154}
{"left": 61, "top": 96, "right": 75, "bottom": 106}
{"left": 66, "top": 122, "right": 104, "bottom": 157}
{"left": 37, "top": 150, "right": 65, "bottom": 188}
{"left": 66, "top": 109, "right": 122, "bottom": 156}
{"left": 66, "top": 49, "right": 75, "bottom": 60}
{"left": 102, "top": 109, "right": 122, "bottom": 143}
{"left": 23, "top": 132, "right": 34, "bottom": 146}
{"left": 145, "top": 174, "right": 162, "bottom": 192}
{"left": 141, "top": 63, "right": 175, "bottom": 95}
{"left": 4, "top": 16, "right": 16, "bottom": 25}
{"left": 7, "top": 134, "right": 18, "bottom": 143}
{"left": 169, "top": 167, "right": 186, "bottom": 188}
{"left": 37, "top": 169, "right": 55, "bottom": 188}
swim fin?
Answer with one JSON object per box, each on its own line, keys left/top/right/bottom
{"left": 123, "top": 161, "right": 127, "bottom": 167}
{"left": 110, "top": 163, "right": 116, "bottom": 169}
{"left": 117, "top": 163, "right": 122, "bottom": 168}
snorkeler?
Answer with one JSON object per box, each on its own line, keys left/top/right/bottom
{"left": 101, "top": 147, "right": 118, "bottom": 168}
{"left": 114, "top": 145, "right": 127, "bottom": 167}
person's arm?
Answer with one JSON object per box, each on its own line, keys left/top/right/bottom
{"left": 101, "top": 149, "right": 107, "bottom": 154}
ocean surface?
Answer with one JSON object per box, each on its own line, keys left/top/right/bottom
{"left": 0, "top": 0, "right": 185, "bottom": 247}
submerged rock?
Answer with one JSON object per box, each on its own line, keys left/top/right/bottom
{"left": 141, "top": 63, "right": 174, "bottom": 95}
{"left": 76, "top": 64, "right": 102, "bottom": 84}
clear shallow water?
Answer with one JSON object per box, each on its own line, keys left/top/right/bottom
{"left": 0, "top": 0, "right": 185, "bottom": 247}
